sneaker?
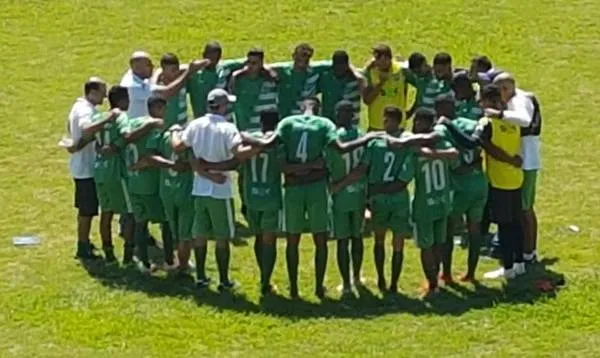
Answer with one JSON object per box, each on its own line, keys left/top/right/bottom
{"left": 504, "top": 268, "right": 516, "bottom": 280}
{"left": 484, "top": 267, "right": 505, "bottom": 279}
{"left": 196, "top": 277, "right": 211, "bottom": 289}
{"left": 218, "top": 280, "right": 237, "bottom": 292}
{"left": 524, "top": 253, "right": 538, "bottom": 264}
{"left": 514, "top": 262, "right": 526, "bottom": 276}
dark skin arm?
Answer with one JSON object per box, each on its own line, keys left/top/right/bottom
{"left": 386, "top": 131, "right": 441, "bottom": 149}
{"left": 285, "top": 168, "right": 328, "bottom": 187}
{"left": 154, "top": 59, "right": 210, "bottom": 99}
{"left": 368, "top": 180, "right": 409, "bottom": 196}
{"left": 330, "top": 131, "right": 384, "bottom": 154}
{"left": 417, "top": 147, "right": 459, "bottom": 160}
{"left": 67, "top": 137, "right": 94, "bottom": 153}
{"left": 452, "top": 157, "right": 482, "bottom": 175}
{"left": 130, "top": 154, "right": 190, "bottom": 172}
{"left": 240, "top": 131, "right": 279, "bottom": 149}
{"left": 280, "top": 158, "right": 325, "bottom": 176}
{"left": 122, "top": 118, "right": 164, "bottom": 144}
{"left": 481, "top": 140, "right": 522, "bottom": 168}
{"left": 193, "top": 157, "right": 240, "bottom": 172}
{"left": 330, "top": 163, "right": 367, "bottom": 194}
{"left": 82, "top": 109, "right": 121, "bottom": 137}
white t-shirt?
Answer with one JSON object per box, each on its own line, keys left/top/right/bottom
{"left": 181, "top": 113, "right": 242, "bottom": 199}
{"left": 68, "top": 97, "right": 97, "bottom": 179}
{"left": 120, "top": 70, "right": 150, "bottom": 119}
{"left": 508, "top": 89, "right": 541, "bottom": 170}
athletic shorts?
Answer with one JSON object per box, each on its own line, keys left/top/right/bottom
{"left": 74, "top": 178, "right": 98, "bottom": 217}
{"left": 451, "top": 185, "right": 488, "bottom": 222}
{"left": 370, "top": 194, "right": 412, "bottom": 237}
{"left": 130, "top": 193, "right": 165, "bottom": 223}
{"left": 282, "top": 180, "right": 329, "bottom": 235}
{"left": 192, "top": 196, "right": 235, "bottom": 240}
{"left": 522, "top": 170, "right": 538, "bottom": 210}
{"left": 415, "top": 217, "right": 448, "bottom": 249}
{"left": 331, "top": 209, "right": 364, "bottom": 239}
{"left": 247, "top": 208, "right": 282, "bottom": 235}
{"left": 161, "top": 195, "right": 194, "bottom": 242}
{"left": 487, "top": 187, "right": 522, "bottom": 224}
{"left": 96, "top": 179, "right": 133, "bottom": 215}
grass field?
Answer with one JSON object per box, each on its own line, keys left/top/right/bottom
{"left": 1, "top": 0, "right": 600, "bottom": 356}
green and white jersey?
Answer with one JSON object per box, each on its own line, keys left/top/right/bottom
{"left": 435, "top": 118, "right": 487, "bottom": 193}
{"left": 164, "top": 87, "right": 188, "bottom": 129}
{"left": 272, "top": 61, "right": 331, "bottom": 117}
{"left": 402, "top": 69, "right": 433, "bottom": 110}
{"left": 231, "top": 73, "right": 278, "bottom": 131}
{"left": 421, "top": 77, "right": 452, "bottom": 109}
{"left": 404, "top": 139, "right": 454, "bottom": 222}
{"left": 456, "top": 97, "right": 483, "bottom": 120}
{"left": 325, "top": 126, "right": 365, "bottom": 211}
{"left": 157, "top": 130, "right": 193, "bottom": 205}
{"left": 276, "top": 114, "right": 337, "bottom": 167}
{"left": 319, "top": 70, "right": 361, "bottom": 122}
{"left": 92, "top": 112, "right": 128, "bottom": 183}
{"left": 240, "top": 131, "right": 282, "bottom": 211}
{"left": 361, "top": 131, "right": 413, "bottom": 190}
{"left": 216, "top": 58, "right": 247, "bottom": 122}
{"left": 120, "top": 116, "right": 162, "bottom": 195}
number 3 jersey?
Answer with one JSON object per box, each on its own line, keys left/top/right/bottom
{"left": 324, "top": 126, "right": 366, "bottom": 212}
{"left": 240, "top": 131, "right": 282, "bottom": 212}
{"left": 91, "top": 112, "right": 128, "bottom": 184}
{"left": 157, "top": 130, "right": 194, "bottom": 205}
{"left": 404, "top": 139, "right": 455, "bottom": 222}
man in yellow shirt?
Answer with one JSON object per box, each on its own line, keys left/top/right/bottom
{"left": 362, "top": 45, "right": 407, "bottom": 131}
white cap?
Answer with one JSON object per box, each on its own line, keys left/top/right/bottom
{"left": 87, "top": 76, "right": 105, "bottom": 84}
{"left": 130, "top": 51, "right": 151, "bottom": 60}
{"left": 207, "top": 88, "right": 237, "bottom": 105}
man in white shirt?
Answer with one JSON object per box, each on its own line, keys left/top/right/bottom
{"left": 67, "top": 77, "right": 107, "bottom": 259}
{"left": 173, "top": 89, "right": 259, "bottom": 291}
{"left": 120, "top": 51, "right": 154, "bottom": 119}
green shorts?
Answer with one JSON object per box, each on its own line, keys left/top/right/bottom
{"left": 415, "top": 217, "right": 448, "bottom": 249}
{"left": 331, "top": 209, "right": 364, "bottom": 239}
{"left": 130, "top": 193, "right": 165, "bottom": 223}
{"left": 370, "top": 193, "right": 412, "bottom": 237}
{"left": 522, "top": 170, "right": 538, "bottom": 210}
{"left": 96, "top": 179, "right": 132, "bottom": 215}
{"left": 192, "top": 196, "right": 235, "bottom": 240}
{"left": 451, "top": 185, "right": 488, "bottom": 222}
{"left": 161, "top": 195, "right": 194, "bottom": 242}
{"left": 283, "top": 180, "right": 329, "bottom": 235}
{"left": 247, "top": 208, "right": 282, "bottom": 235}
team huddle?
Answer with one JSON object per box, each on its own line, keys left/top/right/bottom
{"left": 65, "top": 42, "right": 542, "bottom": 298}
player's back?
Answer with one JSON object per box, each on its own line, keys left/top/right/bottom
{"left": 158, "top": 131, "right": 193, "bottom": 203}
{"left": 276, "top": 114, "right": 337, "bottom": 164}
{"left": 364, "top": 131, "right": 411, "bottom": 186}
{"left": 92, "top": 112, "right": 127, "bottom": 183}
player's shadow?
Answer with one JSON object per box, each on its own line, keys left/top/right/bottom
{"left": 81, "top": 256, "right": 564, "bottom": 319}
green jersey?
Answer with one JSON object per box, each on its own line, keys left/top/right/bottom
{"left": 276, "top": 114, "right": 338, "bottom": 167}
{"left": 165, "top": 87, "right": 188, "bottom": 129}
{"left": 421, "top": 77, "right": 452, "bottom": 109}
{"left": 273, "top": 61, "right": 331, "bottom": 117}
{"left": 435, "top": 118, "right": 487, "bottom": 192}
{"left": 240, "top": 131, "right": 282, "bottom": 211}
{"left": 157, "top": 131, "right": 193, "bottom": 205}
{"left": 402, "top": 69, "right": 433, "bottom": 109}
{"left": 187, "top": 58, "right": 245, "bottom": 118}
{"left": 325, "top": 126, "right": 365, "bottom": 211}
{"left": 319, "top": 70, "right": 361, "bottom": 121}
{"left": 231, "top": 73, "right": 278, "bottom": 131}
{"left": 456, "top": 97, "right": 483, "bottom": 120}
{"left": 92, "top": 112, "right": 127, "bottom": 183}
{"left": 216, "top": 59, "right": 247, "bottom": 122}
{"left": 405, "top": 139, "right": 454, "bottom": 222}
{"left": 121, "top": 116, "right": 162, "bottom": 195}
{"left": 361, "top": 131, "right": 413, "bottom": 192}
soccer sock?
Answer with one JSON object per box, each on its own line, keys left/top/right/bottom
{"left": 215, "top": 244, "right": 231, "bottom": 284}
{"left": 337, "top": 239, "right": 351, "bottom": 288}
{"left": 315, "top": 243, "right": 328, "bottom": 290}
{"left": 254, "top": 236, "right": 263, "bottom": 274}
{"left": 161, "top": 223, "right": 174, "bottom": 266}
{"left": 350, "top": 237, "right": 364, "bottom": 281}
{"left": 390, "top": 250, "right": 404, "bottom": 289}
{"left": 286, "top": 243, "right": 299, "bottom": 292}
{"left": 374, "top": 243, "right": 385, "bottom": 284}
{"left": 420, "top": 249, "right": 438, "bottom": 288}
{"left": 194, "top": 246, "right": 207, "bottom": 280}
{"left": 261, "top": 243, "right": 276, "bottom": 286}
{"left": 442, "top": 237, "right": 454, "bottom": 276}
{"left": 467, "top": 232, "right": 482, "bottom": 277}
{"left": 135, "top": 222, "right": 149, "bottom": 266}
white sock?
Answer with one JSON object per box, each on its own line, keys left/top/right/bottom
{"left": 523, "top": 253, "right": 534, "bottom": 261}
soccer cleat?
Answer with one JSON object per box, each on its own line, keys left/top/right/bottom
{"left": 315, "top": 286, "right": 327, "bottom": 299}
{"left": 459, "top": 273, "right": 476, "bottom": 283}
{"left": 196, "top": 277, "right": 212, "bottom": 289}
{"left": 484, "top": 267, "right": 505, "bottom": 279}
{"left": 75, "top": 245, "right": 102, "bottom": 261}
{"left": 137, "top": 261, "right": 152, "bottom": 275}
{"left": 218, "top": 280, "right": 237, "bottom": 292}
{"left": 103, "top": 247, "right": 117, "bottom": 264}
{"left": 439, "top": 273, "right": 454, "bottom": 285}
{"left": 504, "top": 268, "right": 516, "bottom": 280}
{"left": 419, "top": 285, "right": 440, "bottom": 299}
{"left": 377, "top": 277, "right": 387, "bottom": 293}
{"left": 388, "top": 284, "right": 398, "bottom": 294}
{"left": 514, "top": 262, "right": 526, "bottom": 276}
{"left": 260, "top": 283, "right": 278, "bottom": 296}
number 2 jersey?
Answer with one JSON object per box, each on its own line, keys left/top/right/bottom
{"left": 240, "top": 130, "right": 282, "bottom": 212}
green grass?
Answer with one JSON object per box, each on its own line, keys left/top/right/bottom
{"left": 1, "top": 0, "right": 600, "bottom": 356}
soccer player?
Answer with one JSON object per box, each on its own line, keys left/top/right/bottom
{"left": 333, "top": 106, "right": 413, "bottom": 293}
{"left": 362, "top": 45, "right": 409, "bottom": 131}
{"left": 452, "top": 72, "right": 483, "bottom": 120}
{"left": 419, "top": 52, "right": 454, "bottom": 109}
{"left": 187, "top": 42, "right": 246, "bottom": 118}
{"left": 319, "top": 50, "right": 365, "bottom": 122}
{"left": 434, "top": 94, "right": 488, "bottom": 282}
{"left": 172, "top": 89, "right": 260, "bottom": 291}
{"left": 243, "top": 97, "right": 382, "bottom": 298}
{"left": 403, "top": 108, "right": 458, "bottom": 297}
{"left": 195, "top": 109, "right": 282, "bottom": 295}
{"left": 67, "top": 77, "right": 106, "bottom": 260}
{"left": 121, "top": 95, "right": 174, "bottom": 273}
{"left": 442, "top": 85, "right": 525, "bottom": 279}
{"left": 327, "top": 101, "right": 367, "bottom": 295}
{"left": 86, "top": 86, "right": 135, "bottom": 263}
{"left": 272, "top": 43, "right": 331, "bottom": 117}
{"left": 404, "top": 52, "right": 433, "bottom": 118}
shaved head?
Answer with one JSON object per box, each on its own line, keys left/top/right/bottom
{"left": 493, "top": 72, "right": 516, "bottom": 103}
{"left": 493, "top": 72, "right": 515, "bottom": 85}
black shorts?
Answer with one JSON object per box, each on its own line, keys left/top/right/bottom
{"left": 487, "top": 187, "right": 522, "bottom": 224}
{"left": 74, "top": 178, "right": 99, "bottom": 217}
